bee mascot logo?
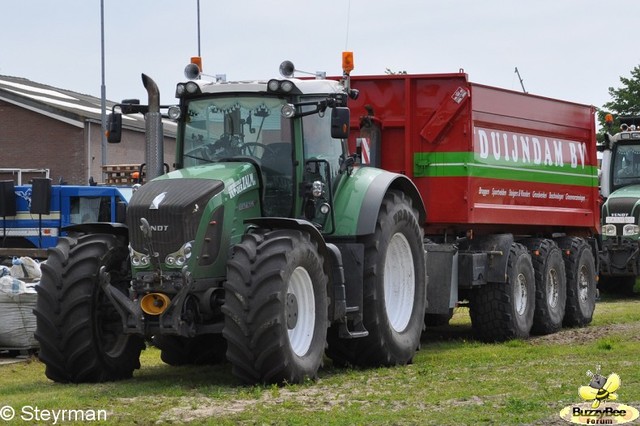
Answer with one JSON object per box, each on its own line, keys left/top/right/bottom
{"left": 579, "top": 365, "right": 620, "bottom": 408}
{"left": 559, "top": 365, "right": 639, "bottom": 424}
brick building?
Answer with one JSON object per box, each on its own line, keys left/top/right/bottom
{"left": 0, "top": 76, "right": 176, "bottom": 185}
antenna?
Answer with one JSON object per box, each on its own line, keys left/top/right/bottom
{"left": 514, "top": 67, "right": 527, "bottom": 93}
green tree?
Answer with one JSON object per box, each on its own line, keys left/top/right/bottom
{"left": 599, "top": 65, "right": 640, "bottom": 136}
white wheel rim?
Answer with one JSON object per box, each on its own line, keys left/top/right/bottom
{"left": 515, "top": 272, "right": 528, "bottom": 316}
{"left": 547, "top": 268, "right": 559, "bottom": 308}
{"left": 287, "top": 266, "right": 315, "bottom": 357}
{"left": 384, "top": 232, "right": 415, "bottom": 332}
{"left": 578, "top": 265, "right": 589, "bottom": 302}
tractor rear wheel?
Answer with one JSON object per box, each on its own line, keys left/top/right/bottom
{"left": 469, "top": 243, "right": 535, "bottom": 342}
{"left": 326, "top": 190, "right": 426, "bottom": 367}
{"left": 223, "top": 228, "right": 328, "bottom": 384}
{"left": 558, "top": 237, "right": 596, "bottom": 327}
{"left": 34, "top": 234, "right": 145, "bottom": 383}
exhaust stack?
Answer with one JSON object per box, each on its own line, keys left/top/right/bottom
{"left": 142, "top": 73, "right": 164, "bottom": 181}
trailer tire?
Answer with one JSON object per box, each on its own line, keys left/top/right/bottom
{"left": 34, "top": 234, "right": 144, "bottom": 383}
{"left": 153, "top": 334, "right": 227, "bottom": 366}
{"left": 327, "top": 190, "right": 425, "bottom": 367}
{"left": 559, "top": 237, "right": 596, "bottom": 327}
{"left": 222, "top": 228, "right": 328, "bottom": 384}
{"left": 523, "top": 239, "right": 567, "bottom": 335}
{"left": 469, "top": 243, "right": 535, "bottom": 342}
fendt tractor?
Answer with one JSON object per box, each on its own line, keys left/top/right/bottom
{"left": 598, "top": 114, "right": 640, "bottom": 294}
{"left": 34, "top": 53, "right": 599, "bottom": 385}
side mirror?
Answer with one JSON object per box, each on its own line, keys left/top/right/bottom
{"left": 331, "top": 107, "right": 350, "bottom": 139}
{"left": 107, "top": 113, "right": 122, "bottom": 143}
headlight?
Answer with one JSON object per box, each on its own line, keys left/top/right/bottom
{"left": 129, "top": 246, "right": 150, "bottom": 267}
{"left": 312, "top": 181, "right": 324, "bottom": 198}
{"left": 623, "top": 224, "right": 640, "bottom": 236}
{"left": 165, "top": 241, "right": 194, "bottom": 269}
{"left": 186, "top": 81, "right": 200, "bottom": 94}
{"left": 168, "top": 106, "right": 181, "bottom": 120}
{"left": 175, "top": 83, "right": 186, "bottom": 97}
{"left": 602, "top": 224, "right": 617, "bottom": 236}
{"left": 281, "top": 104, "right": 296, "bottom": 118}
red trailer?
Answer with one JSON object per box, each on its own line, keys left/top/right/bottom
{"left": 346, "top": 73, "right": 599, "bottom": 339}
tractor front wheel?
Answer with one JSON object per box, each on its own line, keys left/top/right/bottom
{"left": 34, "top": 234, "right": 145, "bottom": 383}
{"left": 223, "top": 228, "right": 328, "bottom": 384}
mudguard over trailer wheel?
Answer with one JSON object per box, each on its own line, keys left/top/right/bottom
{"left": 557, "top": 237, "right": 596, "bottom": 327}
{"left": 469, "top": 243, "right": 535, "bottom": 342}
{"left": 326, "top": 190, "right": 426, "bottom": 367}
{"left": 34, "top": 235, "right": 145, "bottom": 383}
{"left": 522, "top": 239, "right": 567, "bottom": 335}
{"left": 222, "top": 229, "right": 328, "bottom": 384}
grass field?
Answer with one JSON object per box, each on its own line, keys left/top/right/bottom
{"left": 0, "top": 295, "right": 639, "bottom": 425}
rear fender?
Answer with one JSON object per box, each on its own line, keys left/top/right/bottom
{"left": 332, "top": 167, "right": 425, "bottom": 237}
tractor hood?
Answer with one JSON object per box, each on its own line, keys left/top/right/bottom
{"left": 127, "top": 162, "right": 259, "bottom": 261}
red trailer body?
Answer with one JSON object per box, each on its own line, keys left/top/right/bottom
{"left": 346, "top": 73, "right": 599, "bottom": 236}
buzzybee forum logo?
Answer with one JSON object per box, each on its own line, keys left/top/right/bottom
{"left": 559, "top": 365, "right": 639, "bottom": 424}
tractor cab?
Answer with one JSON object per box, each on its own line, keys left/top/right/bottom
{"left": 169, "top": 61, "right": 355, "bottom": 232}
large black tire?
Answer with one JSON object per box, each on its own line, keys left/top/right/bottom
{"left": 326, "top": 190, "right": 426, "bottom": 367}
{"left": 469, "top": 243, "right": 535, "bottom": 342}
{"left": 34, "top": 234, "right": 145, "bottom": 383}
{"left": 222, "top": 229, "right": 328, "bottom": 384}
{"left": 558, "top": 237, "right": 597, "bottom": 327}
{"left": 153, "top": 334, "right": 227, "bottom": 366}
{"left": 523, "top": 239, "right": 567, "bottom": 335}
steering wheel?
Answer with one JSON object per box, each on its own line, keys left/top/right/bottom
{"left": 240, "top": 142, "right": 277, "bottom": 158}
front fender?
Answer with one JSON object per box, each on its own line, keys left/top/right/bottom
{"left": 332, "top": 167, "right": 425, "bottom": 237}
{"left": 63, "top": 222, "right": 129, "bottom": 239}
{"left": 244, "top": 217, "right": 329, "bottom": 262}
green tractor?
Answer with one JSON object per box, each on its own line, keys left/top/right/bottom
{"left": 599, "top": 114, "right": 640, "bottom": 295}
{"left": 34, "top": 59, "right": 427, "bottom": 384}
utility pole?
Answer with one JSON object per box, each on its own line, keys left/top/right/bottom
{"left": 100, "top": 0, "right": 107, "bottom": 180}
{"left": 197, "top": 0, "right": 201, "bottom": 57}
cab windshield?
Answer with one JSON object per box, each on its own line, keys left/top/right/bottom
{"left": 612, "top": 143, "right": 640, "bottom": 189}
{"left": 181, "top": 96, "right": 292, "bottom": 166}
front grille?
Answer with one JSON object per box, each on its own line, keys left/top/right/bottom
{"left": 604, "top": 196, "right": 640, "bottom": 233}
{"left": 126, "top": 179, "right": 224, "bottom": 259}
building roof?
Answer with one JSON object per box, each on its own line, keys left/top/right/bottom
{"left": 0, "top": 75, "right": 175, "bottom": 136}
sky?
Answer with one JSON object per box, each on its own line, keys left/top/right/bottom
{"left": 1, "top": 0, "right": 639, "bottom": 119}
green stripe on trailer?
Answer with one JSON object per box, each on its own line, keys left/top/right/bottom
{"left": 414, "top": 152, "right": 598, "bottom": 187}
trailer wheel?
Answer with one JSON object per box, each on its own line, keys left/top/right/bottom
{"left": 469, "top": 243, "right": 535, "bottom": 342}
{"left": 523, "top": 239, "right": 567, "bottom": 335}
{"left": 327, "top": 190, "right": 425, "bottom": 367}
{"left": 222, "top": 229, "right": 328, "bottom": 384}
{"left": 559, "top": 237, "right": 596, "bottom": 327}
{"left": 34, "top": 234, "right": 145, "bottom": 383}
{"left": 153, "top": 334, "right": 227, "bottom": 366}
